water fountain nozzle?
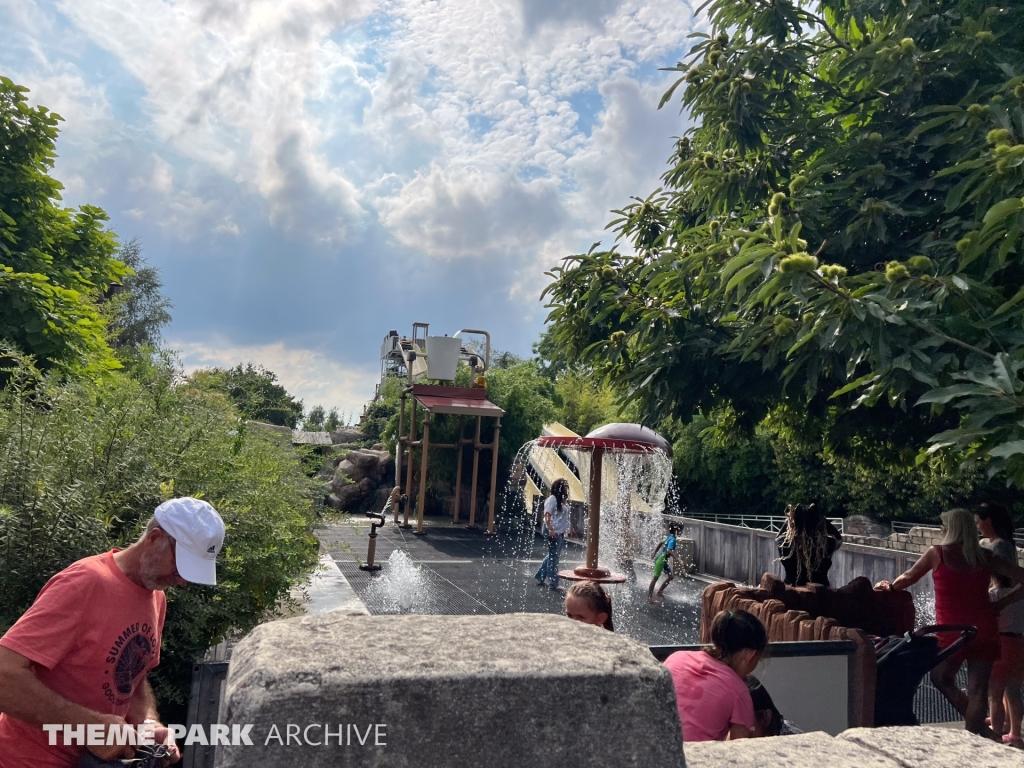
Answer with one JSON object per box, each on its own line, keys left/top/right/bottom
{"left": 360, "top": 510, "right": 388, "bottom": 571}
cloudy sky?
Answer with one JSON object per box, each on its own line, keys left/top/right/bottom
{"left": 3, "top": 0, "right": 700, "bottom": 415}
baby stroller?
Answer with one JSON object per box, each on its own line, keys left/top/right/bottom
{"left": 873, "top": 624, "right": 976, "bottom": 726}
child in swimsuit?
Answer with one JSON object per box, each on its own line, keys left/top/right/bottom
{"left": 648, "top": 524, "right": 681, "bottom": 604}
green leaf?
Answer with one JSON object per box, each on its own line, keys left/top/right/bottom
{"left": 983, "top": 197, "right": 1024, "bottom": 227}
{"left": 915, "top": 384, "right": 994, "bottom": 405}
{"left": 988, "top": 441, "right": 1024, "bottom": 459}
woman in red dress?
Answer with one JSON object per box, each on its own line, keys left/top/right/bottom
{"left": 877, "top": 508, "right": 1024, "bottom": 739}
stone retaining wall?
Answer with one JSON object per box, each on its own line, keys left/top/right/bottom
{"left": 845, "top": 526, "right": 1024, "bottom": 564}
{"left": 687, "top": 727, "right": 1023, "bottom": 767}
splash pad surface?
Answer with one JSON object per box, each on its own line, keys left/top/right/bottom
{"left": 317, "top": 519, "right": 702, "bottom": 646}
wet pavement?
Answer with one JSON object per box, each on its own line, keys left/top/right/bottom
{"left": 315, "top": 516, "right": 704, "bottom": 646}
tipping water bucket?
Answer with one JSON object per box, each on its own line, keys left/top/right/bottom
{"left": 425, "top": 336, "right": 462, "bottom": 380}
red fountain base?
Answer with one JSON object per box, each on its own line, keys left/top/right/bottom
{"left": 557, "top": 565, "right": 627, "bottom": 584}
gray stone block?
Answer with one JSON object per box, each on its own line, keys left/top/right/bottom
{"left": 839, "top": 726, "right": 1024, "bottom": 767}
{"left": 685, "top": 731, "right": 898, "bottom": 768}
{"left": 216, "top": 612, "right": 686, "bottom": 768}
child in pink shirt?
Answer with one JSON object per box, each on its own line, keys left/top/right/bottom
{"left": 664, "top": 610, "right": 767, "bottom": 741}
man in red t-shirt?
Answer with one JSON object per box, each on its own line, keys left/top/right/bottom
{"left": 0, "top": 497, "right": 225, "bottom": 768}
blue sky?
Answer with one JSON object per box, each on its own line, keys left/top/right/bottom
{"left": 2, "top": 0, "right": 701, "bottom": 415}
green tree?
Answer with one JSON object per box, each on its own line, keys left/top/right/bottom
{"left": 303, "top": 404, "right": 326, "bottom": 431}
{"left": 191, "top": 364, "right": 304, "bottom": 428}
{"left": 483, "top": 360, "right": 557, "bottom": 467}
{"left": 106, "top": 237, "right": 172, "bottom": 352}
{"left": 552, "top": 369, "right": 620, "bottom": 436}
{"left": 324, "top": 407, "right": 341, "bottom": 432}
{"left": 544, "top": 0, "right": 1024, "bottom": 484}
{"left": 0, "top": 77, "right": 125, "bottom": 372}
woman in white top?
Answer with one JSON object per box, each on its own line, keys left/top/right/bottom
{"left": 977, "top": 503, "right": 1024, "bottom": 748}
{"left": 534, "top": 479, "right": 573, "bottom": 592}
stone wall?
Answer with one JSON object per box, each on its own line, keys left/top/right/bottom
{"left": 216, "top": 612, "right": 687, "bottom": 768}
{"left": 686, "top": 727, "right": 1023, "bottom": 767}
{"left": 845, "top": 526, "right": 1024, "bottom": 565}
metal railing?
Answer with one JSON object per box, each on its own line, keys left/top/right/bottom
{"left": 679, "top": 511, "right": 843, "bottom": 535}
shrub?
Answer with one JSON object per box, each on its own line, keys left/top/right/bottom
{"left": 0, "top": 349, "right": 319, "bottom": 720}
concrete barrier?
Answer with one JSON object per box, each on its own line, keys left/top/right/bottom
{"left": 686, "top": 727, "right": 1024, "bottom": 767}
{"left": 216, "top": 612, "right": 687, "bottom": 768}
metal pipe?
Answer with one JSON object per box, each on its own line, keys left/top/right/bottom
{"left": 485, "top": 418, "right": 501, "bottom": 535}
{"left": 396, "top": 392, "right": 406, "bottom": 493}
{"left": 467, "top": 417, "right": 481, "bottom": 529}
{"left": 402, "top": 398, "right": 417, "bottom": 529}
{"left": 359, "top": 509, "right": 386, "bottom": 571}
{"left": 453, "top": 416, "right": 465, "bottom": 524}
{"left": 415, "top": 412, "right": 430, "bottom": 535}
{"left": 454, "top": 329, "right": 491, "bottom": 370}
{"left": 587, "top": 446, "right": 604, "bottom": 571}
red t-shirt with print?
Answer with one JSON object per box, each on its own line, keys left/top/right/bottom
{"left": 0, "top": 550, "right": 166, "bottom": 768}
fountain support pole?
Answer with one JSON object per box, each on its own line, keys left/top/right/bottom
{"left": 585, "top": 446, "right": 604, "bottom": 572}
{"left": 485, "top": 418, "right": 501, "bottom": 535}
{"left": 466, "top": 417, "right": 482, "bottom": 530}
{"left": 401, "top": 399, "right": 417, "bottom": 529}
{"left": 415, "top": 411, "right": 430, "bottom": 535}
{"left": 452, "top": 416, "right": 465, "bottom": 524}
{"left": 554, "top": 443, "right": 625, "bottom": 584}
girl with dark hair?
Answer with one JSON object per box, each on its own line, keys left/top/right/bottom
{"left": 776, "top": 504, "right": 842, "bottom": 586}
{"left": 564, "top": 580, "right": 614, "bottom": 631}
{"left": 976, "top": 503, "right": 1024, "bottom": 747}
{"left": 664, "top": 610, "right": 768, "bottom": 741}
{"left": 534, "top": 478, "right": 574, "bottom": 592}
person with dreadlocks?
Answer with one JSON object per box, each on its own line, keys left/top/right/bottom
{"left": 775, "top": 503, "right": 842, "bottom": 587}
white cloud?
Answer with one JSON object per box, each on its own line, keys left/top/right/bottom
{"left": 362, "top": 0, "right": 697, "bottom": 262}
{"left": 55, "top": 0, "right": 374, "bottom": 242}
{"left": 174, "top": 339, "right": 378, "bottom": 416}
{"left": 377, "top": 164, "right": 565, "bottom": 258}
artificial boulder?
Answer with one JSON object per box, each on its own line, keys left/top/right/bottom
{"left": 327, "top": 448, "right": 396, "bottom": 512}
{"left": 346, "top": 449, "right": 381, "bottom": 474}
{"left": 330, "top": 427, "right": 363, "bottom": 444}
{"left": 328, "top": 484, "right": 362, "bottom": 512}
{"left": 335, "top": 458, "right": 361, "bottom": 482}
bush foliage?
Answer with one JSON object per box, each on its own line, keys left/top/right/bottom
{"left": 0, "top": 350, "right": 319, "bottom": 718}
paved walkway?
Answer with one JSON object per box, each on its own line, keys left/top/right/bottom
{"left": 314, "top": 517, "right": 704, "bottom": 646}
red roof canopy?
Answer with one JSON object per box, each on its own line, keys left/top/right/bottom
{"left": 413, "top": 385, "right": 504, "bottom": 418}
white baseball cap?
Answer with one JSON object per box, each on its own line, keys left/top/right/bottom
{"left": 154, "top": 498, "right": 225, "bottom": 586}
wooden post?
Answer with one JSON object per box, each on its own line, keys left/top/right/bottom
{"left": 586, "top": 447, "right": 604, "bottom": 571}
{"left": 402, "top": 399, "right": 417, "bottom": 529}
{"left": 485, "top": 418, "right": 501, "bottom": 535}
{"left": 466, "top": 416, "right": 482, "bottom": 529}
{"left": 452, "top": 416, "right": 465, "bottom": 524}
{"left": 415, "top": 411, "right": 430, "bottom": 535}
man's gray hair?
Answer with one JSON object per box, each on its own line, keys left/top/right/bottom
{"left": 138, "top": 516, "right": 162, "bottom": 543}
